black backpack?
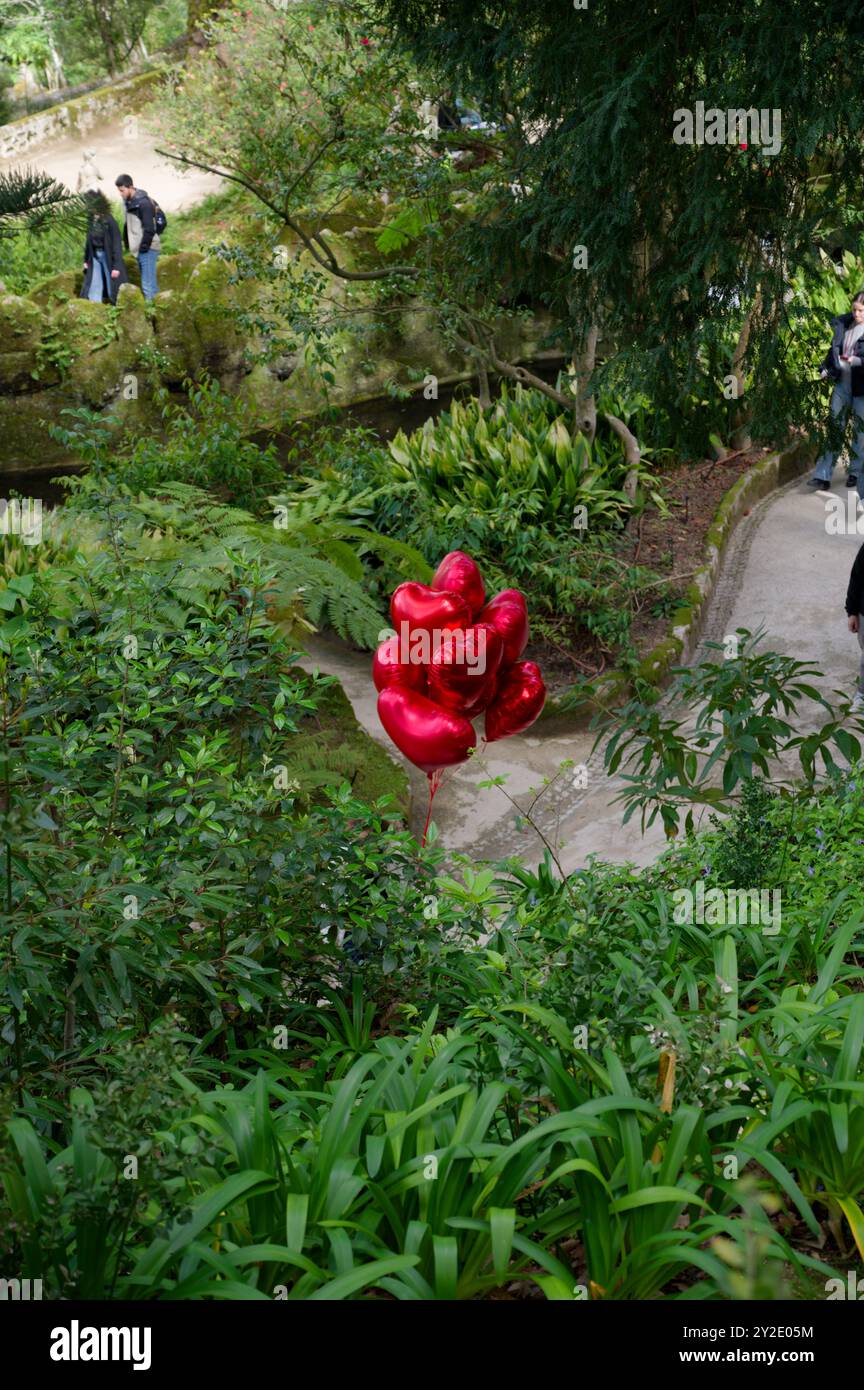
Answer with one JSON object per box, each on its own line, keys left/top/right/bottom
{"left": 151, "top": 198, "right": 168, "bottom": 236}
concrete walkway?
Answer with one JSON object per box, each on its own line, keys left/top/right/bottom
{"left": 302, "top": 468, "right": 863, "bottom": 869}
{"left": 0, "top": 115, "right": 223, "bottom": 214}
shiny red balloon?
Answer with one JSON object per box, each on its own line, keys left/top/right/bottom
{"left": 390, "top": 581, "right": 471, "bottom": 638}
{"left": 431, "top": 550, "right": 486, "bottom": 617}
{"left": 479, "top": 589, "right": 529, "bottom": 667}
{"left": 378, "top": 685, "right": 477, "bottom": 773}
{"left": 485, "top": 660, "right": 546, "bottom": 742}
{"left": 372, "top": 636, "right": 426, "bottom": 694}
{"left": 427, "top": 623, "right": 503, "bottom": 713}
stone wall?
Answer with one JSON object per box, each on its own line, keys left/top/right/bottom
{"left": 0, "top": 69, "right": 167, "bottom": 161}
{"left": 0, "top": 242, "right": 554, "bottom": 475}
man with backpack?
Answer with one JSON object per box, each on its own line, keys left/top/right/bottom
{"left": 114, "top": 174, "right": 167, "bottom": 301}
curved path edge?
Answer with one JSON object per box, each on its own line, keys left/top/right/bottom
{"left": 541, "top": 437, "right": 814, "bottom": 731}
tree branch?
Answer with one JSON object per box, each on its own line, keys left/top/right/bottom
{"left": 154, "top": 147, "right": 420, "bottom": 281}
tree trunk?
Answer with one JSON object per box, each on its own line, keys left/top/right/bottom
{"left": 188, "top": 0, "right": 227, "bottom": 47}
{"left": 730, "top": 287, "right": 762, "bottom": 452}
{"left": 571, "top": 322, "right": 599, "bottom": 441}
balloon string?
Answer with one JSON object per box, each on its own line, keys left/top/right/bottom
{"left": 419, "top": 739, "right": 486, "bottom": 850}
{"left": 420, "top": 768, "right": 442, "bottom": 849}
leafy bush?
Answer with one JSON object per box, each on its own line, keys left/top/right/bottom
{"left": 387, "top": 384, "right": 650, "bottom": 529}
{"left": 52, "top": 378, "right": 287, "bottom": 509}
{"left": 1, "top": 1009, "right": 831, "bottom": 1300}
{"left": 0, "top": 506, "right": 457, "bottom": 1079}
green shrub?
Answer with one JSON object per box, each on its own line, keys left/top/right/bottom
{"left": 387, "top": 384, "right": 642, "bottom": 529}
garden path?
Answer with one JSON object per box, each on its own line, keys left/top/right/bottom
{"left": 303, "top": 468, "right": 863, "bottom": 870}
{"left": 0, "top": 115, "right": 222, "bottom": 213}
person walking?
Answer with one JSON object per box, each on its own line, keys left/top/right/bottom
{"left": 845, "top": 540, "right": 864, "bottom": 714}
{"left": 115, "top": 174, "right": 161, "bottom": 300}
{"left": 808, "top": 291, "right": 864, "bottom": 495}
{"left": 80, "top": 190, "right": 128, "bottom": 305}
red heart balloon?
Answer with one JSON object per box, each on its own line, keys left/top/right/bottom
{"left": 431, "top": 550, "right": 486, "bottom": 617}
{"left": 372, "top": 636, "right": 426, "bottom": 693}
{"left": 390, "top": 581, "right": 472, "bottom": 639}
{"left": 427, "top": 623, "right": 503, "bottom": 713}
{"left": 378, "top": 685, "right": 477, "bottom": 773}
{"left": 479, "top": 589, "right": 529, "bottom": 667}
{"left": 485, "top": 660, "right": 546, "bottom": 741}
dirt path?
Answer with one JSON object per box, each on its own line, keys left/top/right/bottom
{"left": 302, "top": 466, "right": 862, "bottom": 869}
{"left": 0, "top": 115, "right": 223, "bottom": 213}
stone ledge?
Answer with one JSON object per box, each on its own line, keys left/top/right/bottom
{"left": 0, "top": 69, "right": 169, "bottom": 160}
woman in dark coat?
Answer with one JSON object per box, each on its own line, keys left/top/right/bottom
{"left": 80, "top": 189, "right": 129, "bottom": 304}
{"left": 808, "top": 290, "right": 864, "bottom": 494}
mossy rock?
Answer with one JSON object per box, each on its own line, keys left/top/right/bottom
{"left": 235, "top": 361, "right": 294, "bottom": 425}
{"left": 115, "top": 283, "right": 151, "bottom": 350}
{"left": 0, "top": 292, "right": 44, "bottom": 348}
{"left": 0, "top": 295, "right": 44, "bottom": 390}
{"left": 0, "top": 388, "right": 70, "bottom": 471}
{"left": 390, "top": 303, "right": 459, "bottom": 378}
{"left": 66, "top": 341, "right": 132, "bottom": 407}
{"left": 0, "top": 350, "right": 40, "bottom": 392}
{"left": 287, "top": 680, "right": 410, "bottom": 815}
{"left": 637, "top": 636, "right": 683, "bottom": 686}
{"left": 183, "top": 257, "right": 248, "bottom": 375}
{"left": 27, "top": 270, "right": 81, "bottom": 309}
{"left": 153, "top": 289, "right": 204, "bottom": 382}
{"left": 155, "top": 251, "right": 204, "bottom": 295}
{"left": 52, "top": 298, "right": 136, "bottom": 407}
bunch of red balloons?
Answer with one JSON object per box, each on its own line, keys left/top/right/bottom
{"left": 373, "top": 550, "right": 546, "bottom": 778}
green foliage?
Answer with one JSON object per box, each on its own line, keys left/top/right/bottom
{"left": 299, "top": 393, "right": 670, "bottom": 668}
{"left": 0, "top": 166, "right": 87, "bottom": 244}
{"left": 388, "top": 384, "right": 639, "bottom": 529}
{"left": 54, "top": 377, "right": 287, "bottom": 507}
{"left": 371, "top": 0, "right": 864, "bottom": 451}
{"left": 709, "top": 776, "right": 781, "bottom": 890}
{"left": 0, "top": 503, "right": 456, "bottom": 1089}
{"left": 4, "top": 599, "right": 864, "bottom": 1294}
{"left": 600, "top": 629, "right": 859, "bottom": 836}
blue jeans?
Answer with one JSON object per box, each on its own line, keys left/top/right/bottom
{"left": 87, "top": 250, "right": 109, "bottom": 302}
{"left": 138, "top": 249, "right": 159, "bottom": 300}
{"left": 814, "top": 380, "right": 864, "bottom": 498}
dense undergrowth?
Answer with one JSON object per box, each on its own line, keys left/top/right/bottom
{"left": 2, "top": 446, "right": 864, "bottom": 1298}
{"left": 4, "top": 0, "right": 864, "bottom": 1311}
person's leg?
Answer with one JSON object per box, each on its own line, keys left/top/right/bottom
{"left": 813, "top": 382, "right": 850, "bottom": 483}
{"left": 86, "top": 251, "right": 107, "bottom": 303}
{"left": 855, "top": 620, "right": 864, "bottom": 706}
{"left": 851, "top": 395, "right": 864, "bottom": 500}
{"left": 138, "top": 250, "right": 158, "bottom": 300}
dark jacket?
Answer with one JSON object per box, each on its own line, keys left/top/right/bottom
{"left": 80, "top": 212, "right": 129, "bottom": 304}
{"left": 820, "top": 312, "right": 864, "bottom": 397}
{"left": 121, "top": 188, "right": 159, "bottom": 256}
{"left": 847, "top": 543, "right": 864, "bottom": 616}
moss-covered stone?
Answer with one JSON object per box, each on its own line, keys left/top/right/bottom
{"left": 27, "top": 270, "right": 80, "bottom": 309}
{"left": 0, "top": 389, "right": 69, "bottom": 471}
{"left": 153, "top": 289, "right": 203, "bottom": 383}
{"left": 115, "top": 283, "right": 151, "bottom": 350}
{"left": 0, "top": 296, "right": 45, "bottom": 391}
{"left": 155, "top": 251, "right": 204, "bottom": 295}
{"left": 0, "top": 293, "right": 43, "bottom": 347}
{"left": 288, "top": 680, "right": 410, "bottom": 815}
{"left": 183, "top": 257, "right": 247, "bottom": 376}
